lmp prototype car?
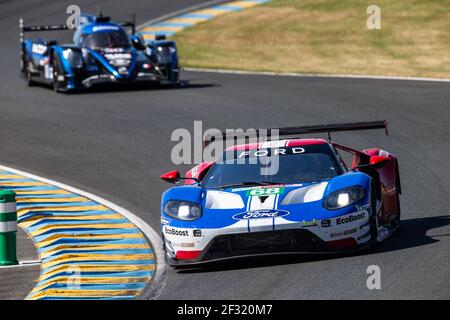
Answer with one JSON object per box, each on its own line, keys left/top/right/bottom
{"left": 160, "top": 121, "right": 401, "bottom": 266}
{"left": 19, "top": 14, "right": 179, "bottom": 92}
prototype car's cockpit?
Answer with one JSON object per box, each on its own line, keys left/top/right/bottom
{"left": 74, "top": 24, "right": 130, "bottom": 49}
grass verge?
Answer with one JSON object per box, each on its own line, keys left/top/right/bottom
{"left": 172, "top": 0, "right": 450, "bottom": 78}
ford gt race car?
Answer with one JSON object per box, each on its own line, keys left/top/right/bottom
{"left": 160, "top": 121, "right": 401, "bottom": 266}
{"left": 19, "top": 14, "right": 179, "bottom": 92}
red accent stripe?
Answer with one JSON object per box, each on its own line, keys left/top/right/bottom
{"left": 176, "top": 250, "right": 202, "bottom": 260}
{"left": 326, "top": 238, "right": 358, "bottom": 250}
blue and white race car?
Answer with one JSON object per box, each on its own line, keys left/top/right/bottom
{"left": 160, "top": 121, "right": 401, "bottom": 266}
{"left": 19, "top": 14, "right": 179, "bottom": 92}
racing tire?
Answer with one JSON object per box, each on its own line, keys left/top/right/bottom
{"left": 390, "top": 190, "right": 401, "bottom": 233}
{"left": 392, "top": 163, "right": 401, "bottom": 230}
{"left": 366, "top": 187, "right": 379, "bottom": 251}
{"left": 52, "top": 54, "right": 65, "bottom": 93}
{"left": 23, "top": 58, "right": 35, "bottom": 87}
{"left": 25, "top": 69, "right": 35, "bottom": 87}
{"left": 396, "top": 191, "right": 401, "bottom": 223}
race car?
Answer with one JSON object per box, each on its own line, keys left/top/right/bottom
{"left": 160, "top": 121, "right": 401, "bottom": 266}
{"left": 19, "top": 14, "right": 179, "bottom": 92}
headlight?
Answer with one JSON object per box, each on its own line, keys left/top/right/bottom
{"left": 163, "top": 200, "right": 202, "bottom": 221}
{"left": 62, "top": 49, "right": 83, "bottom": 68}
{"left": 323, "top": 186, "right": 365, "bottom": 210}
{"left": 156, "top": 46, "right": 173, "bottom": 63}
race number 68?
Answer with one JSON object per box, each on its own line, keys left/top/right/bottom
{"left": 248, "top": 187, "right": 283, "bottom": 196}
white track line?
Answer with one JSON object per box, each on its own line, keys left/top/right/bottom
{"left": 0, "top": 260, "right": 41, "bottom": 269}
{"left": 0, "top": 163, "right": 166, "bottom": 300}
{"left": 184, "top": 67, "right": 450, "bottom": 83}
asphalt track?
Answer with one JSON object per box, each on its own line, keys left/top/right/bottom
{"left": 1, "top": 0, "right": 449, "bottom": 299}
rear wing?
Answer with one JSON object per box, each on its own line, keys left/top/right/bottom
{"left": 203, "top": 120, "right": 389, "bottom": 146}
{"left": 19, "top": 18, "right": 70, "bottom": 44}
{"left": 93, "top": 14, "right": 136, "bottom": 34}
{"left": 19, "top": 14, "right": 136, "bottom": 44}
{"left": 119, "top": 16, "right": 136, "bottom": 35}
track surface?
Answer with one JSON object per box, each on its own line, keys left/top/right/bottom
{"left": 1, "top": 0, "right": 450, "bottom": 299}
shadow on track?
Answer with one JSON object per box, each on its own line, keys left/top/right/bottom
{"left": 23, "top": 79, "right": 220, "bottom": 94}
{"left": 175, "top": 215, "right": 450, "bottom": 273}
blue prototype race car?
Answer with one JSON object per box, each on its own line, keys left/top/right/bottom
{"left": 160, "top": 121, "right": 401, "bottom": 266}
{"left": 19, "top": 14, "right": 179, "bottom": 92}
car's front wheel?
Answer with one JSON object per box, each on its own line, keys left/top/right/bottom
{"left": 52, "top": 54, "right": 65, "bottom": 93}
{"left": 390, "top": 191, "right": 401, "bottom": 231}
{"left": 367, "top": 188, "right": 379, "bottom": 250}
{"left": 23, "top": 58, "right": 35, "bottom": 87}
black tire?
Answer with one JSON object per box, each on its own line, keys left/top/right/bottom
{"left": 25, "top": 69, "right": 35, "bottom": 86}
{"left": 162, "top": 233, "right": 166, "bottom": 252}
{"left": 52, "top": 54, "right": 64, "bottom": 93}
{"left": 390, "top": 190, "right": 401, "bottom": 232}
{"left": 366, "top": 186, "right": 379, "bottom": 250}
{"left": 396, "top": 191, "right": 401, "bottom": 223}
{"left": 393, "top": 163, "right": 401, "bottom": 229}
{"left": 23, "top": 58, "right": 35, "bottom": 87}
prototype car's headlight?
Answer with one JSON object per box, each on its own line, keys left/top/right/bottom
{"left": 163, "top": 200, "right": 202, "bottom": 221}
{"left": 62, "top": 49, "right": 83, "bottom": 69}
{"left": 323, "top": 186, "right": 365, "bottom": 210}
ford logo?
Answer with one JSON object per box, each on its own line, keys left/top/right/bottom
{"left": 232, "top": 209, "right": 290, "bottom": 220}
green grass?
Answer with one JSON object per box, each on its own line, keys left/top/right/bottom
{"left": 172, "top": 0, "right": 450, "bottom": 78}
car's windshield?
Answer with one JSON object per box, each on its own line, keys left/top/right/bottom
{"left": 201, "top": 143, "right": 342, "bottom": 189}
{"left": 81, "top": 30, "right": 130, "bottom": 49}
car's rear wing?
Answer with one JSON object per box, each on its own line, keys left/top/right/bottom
{"left": 91, "top": 14, "right": 136, "bottom": 34}
{"left": 203, "top": 120, "right": 389, "bottom": 146}
{"left": 119, "top": 20, "right": 136, "bottom": 35}
{"left": 19, "top": 14, "right": 136, "bottom": 44}
{"left": 19, "top": 18, "right": 71, "bottom": 44}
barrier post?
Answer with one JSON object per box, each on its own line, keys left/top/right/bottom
{"left": 0, "top": 190, "right": 18, "bottom": 266}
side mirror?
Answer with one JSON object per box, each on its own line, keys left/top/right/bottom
{"left": 369, "top": 155, "right": 390, "bottom": 169}
{"left": 160, "top": 170, "right": 180, "bottom": 184}
{"left": 130, "top": 35, "right": 145, "bottom": 50}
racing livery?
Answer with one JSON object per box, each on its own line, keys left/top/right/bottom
{"left": 19, "top": 14, "right": 179, "bottom": 92}
{"left": 160, "top": 121, "right": 401, "bottom": 266}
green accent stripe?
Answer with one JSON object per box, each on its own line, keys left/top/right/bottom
{"left": 0, "top": 190, "right": 16, "bottom": 203}
{"left": 0, "top": 212, "right": 17, "bottom": 222}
